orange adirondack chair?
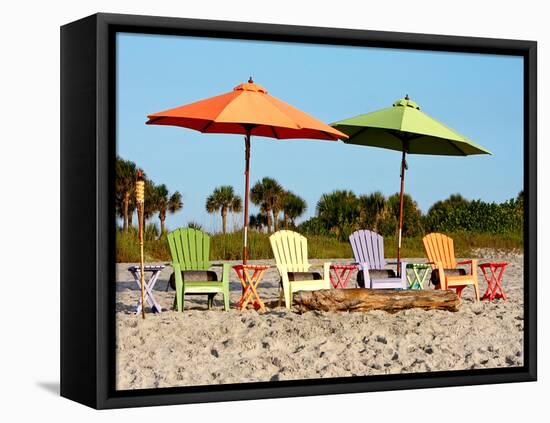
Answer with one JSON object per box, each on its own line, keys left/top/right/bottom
{"left": 422, "top": 233, "right": 480, "bottom": 301}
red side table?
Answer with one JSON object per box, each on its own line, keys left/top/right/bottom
{"left": 329, "top": 263, "right": 358, "bottom": 289}
{"left": 479, "top": 262, "right": 509, "bottom": 301}
{"left": 233, "top": 264, "right": 270, "bottom": 312}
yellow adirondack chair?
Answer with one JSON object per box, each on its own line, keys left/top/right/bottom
{"left": 423, "top": 233, "right": 480, "bottom": 301}
{"left": 269, "top": 230, "right": 331, "bottom": 309}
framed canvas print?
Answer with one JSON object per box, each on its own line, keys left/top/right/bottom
{"left": 60, "top": 13, "right": 537, "bottom": 409}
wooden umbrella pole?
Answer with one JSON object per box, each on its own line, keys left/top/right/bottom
{"left": 243, "top": 132, "right": 251, "bottom": 265}
{"left": 397, "top": 149, "right": 406, "bottom": 276}
{"left": 139, "top": 203, "right": 145, "bottom": 319}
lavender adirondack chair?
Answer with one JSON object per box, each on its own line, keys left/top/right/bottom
{"left": 349, "top": 230, "right": 407, "bottom": 289}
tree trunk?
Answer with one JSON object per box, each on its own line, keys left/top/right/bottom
{"left": 266, "top": 207, "right": 272, "bottom": 233}
{"left": 128, "top": 210, "right": 133, "bottom": 227}
{"left": 273, "top": 209, "right": 280, "bottom": 231}
{"left": 159, "top": 209, "right": 166, "bottom": 235}
{"left": 123, "top": 192, "right": 130, "bottom": 232}
{"left": 284, "top": 213, "right": 289, "bottom": 229}
{"left": 221, "top": 208, "right": 227, "bottom": 234}
{"left": 294, "top": 289, "right": 460, "bottom": 313}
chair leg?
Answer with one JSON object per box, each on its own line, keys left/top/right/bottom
{"left": 221, "top": 264, "right": 231, "bottom": 311}
{"left": 223, "top": 285, "right": 230, "bottom": 311}
{"left": 473, "top": 280, "right": 480, "bottom": 302}
{"left": 175, "top": 285, "right": 184, "bottom": 312}
{"left": 455, "top": 286, "right": 465, "bottom": 298}
{"left": 278, "top": 287, "right": 284, "bottom": 307}
{"left": 207, "top": 294, "right": 214, "bottom": 309}
{"left": 285, "top": 287, "right": 292, "bottom": 309}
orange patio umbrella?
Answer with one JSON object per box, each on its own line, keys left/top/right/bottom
{"left": 147, "top": 78, "right": 348, "bottom": 263}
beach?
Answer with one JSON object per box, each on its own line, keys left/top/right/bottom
{"left": 116, "top": 250, "right": 524, "bottom": 390}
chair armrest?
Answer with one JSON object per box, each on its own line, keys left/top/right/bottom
{"left": 433, "top": 261, "right": 446, "bottom": 289}
{"left": 354, "top": 262, "right": 369, "bottom": 271}
{"left": 207, "top": 263, "right": 232, "bottom": 279}
{"left": 457, "top": 259, "right": 477, "bottom": 274}
{"left": 386, "top": 260, "right": 407, "bottom": 271}
{"left": 220, "top": 263, "right": 231, "bottom": 282}
{"left": 323, "top": 261, "right": 332, "bottom": 280}
{"left": 400, "top": 261, "right": 407, "bottom": 281}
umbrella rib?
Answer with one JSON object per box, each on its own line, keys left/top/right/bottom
{"left": 345, "top": 125, "right": 371, "bottom": 141}
{"left": 201, "top": 120, "right": 214, "bottom": 132}
{"left": 446, "top": 139, "right": 467, "bottom": 156}
{"left": 394, "top": 131, "right": 468, "bottom": 156}
{"left": 147, "top": 116, "right": 163, "bottom": 125}
{"left": 271, "top": 126, "right": 281, "bottom": 139}
{"left": 321, "top": 130, "right": 337, "bottom": 140}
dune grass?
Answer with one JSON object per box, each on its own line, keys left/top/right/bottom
{"left": 116, "top": 229, "right": 523, "bottom": 263}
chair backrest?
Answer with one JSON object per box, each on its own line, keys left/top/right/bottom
{"left": 423, "top": 232, "right": 456, "bottom": 269}
{"left": 167, "top": 227, "right": 211, "bottom": 270}
{"left": 349, "top": 230, "right": 386, "bottom": 270}
{"left": 269, "top": 230, "right": 310, "bottom": 272}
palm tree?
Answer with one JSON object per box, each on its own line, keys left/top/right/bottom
{"left": 151, "top": 184, "right": 184, "bottom": 234}
{"left": 249, "top": 212, "right": 267, "bottom": 231}
{"left": 143, "top": 178, "right": 159, "bottom": 221}
{"left": 282, "top": 191, "right": 307, "bottom": 228}
{"left": 127, "top": 196, "right": 136, "bottom": 228}
{"left": 115, "top": 156, "right": 137, "bottom": 231}
{"left": 358, "top": 191, "right": 387, "bottom": 232}
{"left": 316, "top": 190, "right": 359, "bottom": 240}
{"left": 205, "top": 186, "right": 243, "bottom": 234}
{"left": 154, "top": 184, "right": 170, "bottom": 234}
{"left": 187, "top": 221, "right": 204, "bottom": 231}
{"left": 168, "top": 191, "right": 183, "bottom": 217}
{"left": 250, "top": 177, "right": 283, "bottom": 233}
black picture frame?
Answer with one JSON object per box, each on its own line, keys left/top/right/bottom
{"left": 60, "top": 12, "right": 537, "bottom": 409}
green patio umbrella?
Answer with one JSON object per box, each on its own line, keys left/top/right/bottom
{"left": 332, "top": 96, "right": 491, "bottom": 274}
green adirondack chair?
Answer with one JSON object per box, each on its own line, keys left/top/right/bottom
{"left": 167, "top": 227, "right": 230, "bottom": 312}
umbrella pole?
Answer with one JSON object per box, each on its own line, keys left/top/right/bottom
{"left": 139, "top": 203, "right": 145, "bottom": 319}
{"left": 243, "top": 132, "right": 251, "bottom": 265}
{"left": 397, "top": 150, "right": 406, "bottom": 276}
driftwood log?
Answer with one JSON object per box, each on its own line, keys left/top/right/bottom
{"left": 293, "top": 289, "right": 460, "bottom": 313}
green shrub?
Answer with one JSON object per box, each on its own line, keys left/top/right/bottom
{"left": 425, "top": 197, "right": 523, "bottom": 234}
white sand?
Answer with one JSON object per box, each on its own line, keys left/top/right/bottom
{"left": 116, "top": 250, "right": 524, "bottom": 390}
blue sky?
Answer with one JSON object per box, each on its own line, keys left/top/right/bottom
{"left": 116, "top": 33, "right": 523, "bottom": 232}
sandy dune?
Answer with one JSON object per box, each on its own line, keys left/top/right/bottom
{"left": 116, "top": 250, "right": 524, "bottom": 390}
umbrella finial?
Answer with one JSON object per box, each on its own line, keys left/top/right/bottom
{"left": 248, "top": 76, "right": 254, "bottom": 83}
{"left": 405, "top": 94, "right": 409, "bottom": 100}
